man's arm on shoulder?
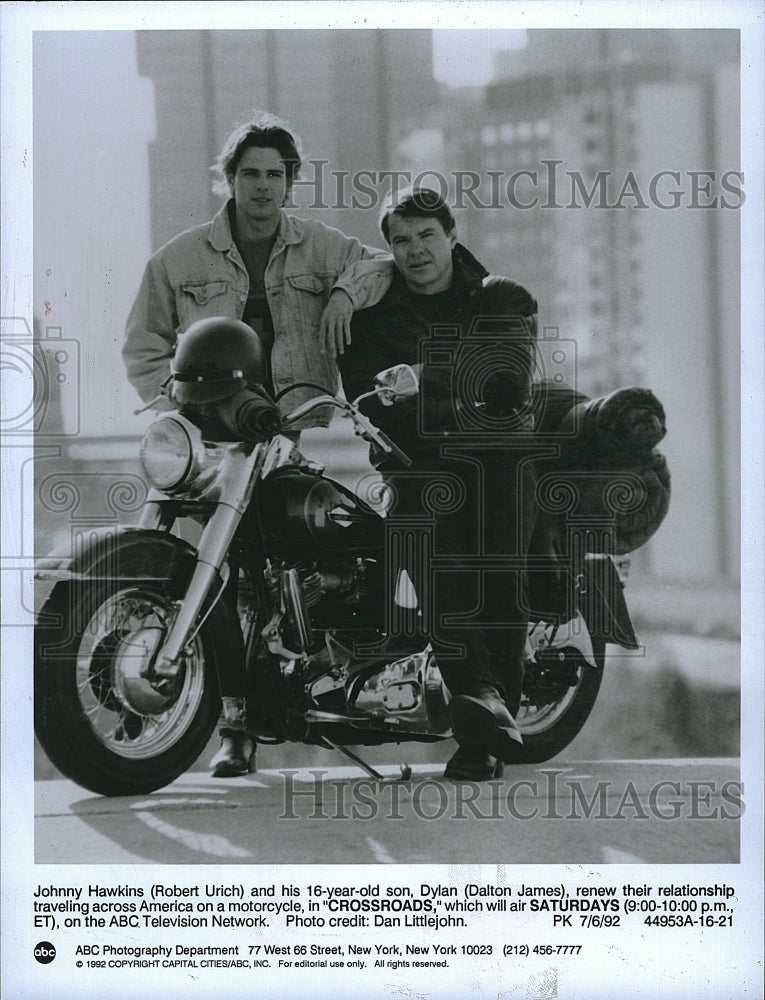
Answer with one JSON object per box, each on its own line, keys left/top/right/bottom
{"left": 332, "top": 256, "right": 395, "bottom": 310}
{"left": 305, "top": 217, "right": 390, "bottom": 285}
{"left": 321, "top": 258, "right": 395, "bottom": 357}
{"left": 311, "top": 221, "right": 394, "bottom": 356}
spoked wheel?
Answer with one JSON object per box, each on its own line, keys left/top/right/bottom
{"left": 34, "top": 540, "right": 228, "bottom": 796}
{"left": 76, "top": 587, "right": 208, "bottom": 757}
{"left": 516, "top": 638, "right": 606, "bottom": 763}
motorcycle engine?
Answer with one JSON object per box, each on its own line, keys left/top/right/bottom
{"left": 266, "top": 558, "right": 384, "bottom": 631}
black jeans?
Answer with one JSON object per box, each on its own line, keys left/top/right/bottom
{"left": 383, "top": 446, "right": 536, "bottom": 717}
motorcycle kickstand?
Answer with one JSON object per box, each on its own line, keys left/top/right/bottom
{"left": 322, "top": 739, "right": 412, "bottom": 783}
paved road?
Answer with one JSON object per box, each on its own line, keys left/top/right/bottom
{"left": 35, "top": 758, "right": 740, "bottom": 865}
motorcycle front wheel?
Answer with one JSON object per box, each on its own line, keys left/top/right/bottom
{"left": 34, "top": 545, "right": 226, "bottom": 797}
{"left": 516, "top": 637, "right": 606, "bottom": 763}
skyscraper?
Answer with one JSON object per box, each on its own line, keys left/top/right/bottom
{"left": 437, "top": 29, "right": 740, "bottom": 581}
{"left": 136, "top": 29, "right": 436, "bottom": 249}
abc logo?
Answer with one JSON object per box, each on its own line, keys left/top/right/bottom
{"left": 34, "top": 941, "right": 56, "bottom": 964}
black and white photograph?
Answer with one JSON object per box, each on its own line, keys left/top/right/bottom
{"left": 1, "top": 2, "right": 763, "bottom": 998}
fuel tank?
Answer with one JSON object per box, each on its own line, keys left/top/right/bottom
{"left": 256, "top": 468, "right": 385, "bottom": 561}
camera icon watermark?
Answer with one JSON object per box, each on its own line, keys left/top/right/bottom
{"left": 417, "top": 314, "right": 536, "bottom": 438}
{"left": 416, "top": 320, "right": 579, "bottom": 440}
{"left": 528, "top": 325, "right": 581, "bottom": 439}
{"left": 0, "top": 317, "right": 80, "bottom": 436}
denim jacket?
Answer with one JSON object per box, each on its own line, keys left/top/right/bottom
{"left": 123, "top": 201, "right": 391, "bottom": 427}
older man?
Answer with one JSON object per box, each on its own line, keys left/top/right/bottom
{"left": 337, "top": 187, "right": 539, "bottom": 781}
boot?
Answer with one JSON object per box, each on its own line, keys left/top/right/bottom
{"left": 449, "top": 684, "right": 525, "bottom": 765}
{"left": 444, "top": 744, "right": 503, "bottom": 781}
{"left": 209, "top": 697, "right": 256, "bottom": 778}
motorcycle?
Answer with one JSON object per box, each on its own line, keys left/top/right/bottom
{"left": 34, "top": 365, "right": 639, "bottom": 796}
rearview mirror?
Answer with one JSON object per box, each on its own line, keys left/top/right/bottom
{"left": 373, "top": 363, "right": 420, "bottom": 401}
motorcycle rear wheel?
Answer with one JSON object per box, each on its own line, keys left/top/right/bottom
{"left": 516, "top": 638, "right": 606, "bottom": 763}
{"left": 35, "top": 550, "right": 224, "bottom": 797}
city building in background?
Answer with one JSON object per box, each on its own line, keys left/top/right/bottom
{"left": 32, "top": 28, "right": 741, "bottom": 587}
{"left": 425, "top": 29, "right": 740, "bottom": 582}
{"left": 137, "top": 29, "right": 436, "bottom": 249}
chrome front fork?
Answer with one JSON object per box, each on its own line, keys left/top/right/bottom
{"left": 150, "top": 447, "right": 266, "bottom": 680}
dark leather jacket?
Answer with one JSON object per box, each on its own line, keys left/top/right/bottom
{"left": 338, "top": 244, "right": 538, "bottom": 466}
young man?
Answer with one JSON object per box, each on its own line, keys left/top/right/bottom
{"left": 337, "top": 187, "right": 539, "bottom": 781}
{"left": 123, "top": 113, "right": 390, "bottom": 775}
{"left": 123, "top": 112, "right": 387, "bottom": 424}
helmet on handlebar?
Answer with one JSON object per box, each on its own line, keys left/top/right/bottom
{"left": 171, "top": 317, "right": 266, "bottom": 405}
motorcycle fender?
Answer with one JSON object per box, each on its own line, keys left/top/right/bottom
{"left": 35, "top": 527, "right": 197, "bottom": 595}
{"left": 578, "top": 556, "right": 639, "bottom": 650}
{"left": 35, "top": 526, "right": 243, "bottom": 672}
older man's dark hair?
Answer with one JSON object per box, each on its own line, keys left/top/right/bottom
{"left": 379, "top": 186, "right": 457, "bottom": 243}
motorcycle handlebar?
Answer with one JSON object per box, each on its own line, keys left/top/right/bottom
{"left": 282, "top": 393, "right": 413, "bottom": 469}
{"left": 372, "top": 430, "right": 412, "bottom": 469}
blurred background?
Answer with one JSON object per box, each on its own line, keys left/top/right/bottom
{"left": 26, "top": 28, "right": 741, "bottom": 770}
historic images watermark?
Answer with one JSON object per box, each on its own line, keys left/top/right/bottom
{"left": 280, "top": 769, "right": 745, "bottom": 822}
{"left": 286, "top": 161, "right": 746, "bottom": 212}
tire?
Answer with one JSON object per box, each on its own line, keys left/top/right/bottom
{"left": 516, "top": 638, "right": 606, "bottom": 764}
{"left": 34, "top": 540, "right": 227, "bottom": 796}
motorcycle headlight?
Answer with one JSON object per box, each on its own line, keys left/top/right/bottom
{"left": 139, "top": 417, "right": 194, "bottom": 491}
